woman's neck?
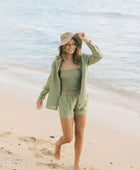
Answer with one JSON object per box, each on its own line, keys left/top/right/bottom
{"left": 65, "top": 54, "right": 73, "bottom": 60}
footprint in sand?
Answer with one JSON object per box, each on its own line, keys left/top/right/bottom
{"left": 29, "top": 147, "right": 53, "bottom": 157}
{"left": 18, "top": 136, "right": 37, "bottom": 143}
{"left": 19, "top": 135, "right": 54, "bottom": 158}
{"left": 0, "top": 131, "right": 12, "bottom": 137}
{"left": 36, "top": 162, "right": 65, "bottom": 169}
{"left": 40, "top": 148, "right": 53, "bottom": 156}
{"left": 28, "top": 147, "right": 42, "bottom": 157}
{"left": 18, "top": 136, "right": 47, "bottom": 144}
{"left": 0, "top": 147, "right": 13, "bottom": 155}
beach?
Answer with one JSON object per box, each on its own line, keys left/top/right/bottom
{"left": 0, "top": 81, "right": 140, "bottom": 170}
{"left": 1, "top": 0, "right": 140, "bottom": 169}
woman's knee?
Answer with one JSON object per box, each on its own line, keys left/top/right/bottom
{"left": 63, "top": 135, "right": 73, "bottom": 143}
{"left": 75, "top": 129, "right": 84, "bottom": 138}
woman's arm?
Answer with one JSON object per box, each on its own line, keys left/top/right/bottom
{"left": 37, "top": 61, "right": 54, "bottom": 101}
{"left": 77, "top": 32, "right": 103, "bottom": 65}
{"left": 37, "top": 73, "right": 52, "bottom": 100}
{"left": 85, "top": 40, "right": 103, "bottom": 65}
{"left": 36, "top": 61, "right": 54, "bottom": 110}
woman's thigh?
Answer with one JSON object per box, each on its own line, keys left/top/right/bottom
{"left": 74, "top": 114, "right": 86, "bottom": 135}
{"left": 60, "top": 117, "right": 74, "bottom": 139}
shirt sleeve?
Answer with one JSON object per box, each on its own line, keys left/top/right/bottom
{"left": 37, "top": 61, "right": 54, "bottom": 100}
{"left": 83, "top": 40, "right": 103, "bottom": 66}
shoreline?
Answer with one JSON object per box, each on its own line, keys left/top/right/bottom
{"left": 0, "top": 59, "right": 140, "bottom": 98}
{"left": 0, "top": 65, "right": 140, "bottom": 138}
{"left": 0, "top": 59, "right": 140, "bottom": 169}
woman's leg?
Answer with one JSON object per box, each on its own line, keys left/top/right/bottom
{"left": 54, "top": 116, "right": 74, "bottom": 160}
{"left": 74, "top": 114, "right": 86, "bottom": 170}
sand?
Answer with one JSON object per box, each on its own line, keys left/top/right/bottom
{"left": 0, "top": 89, "right": 140, "bottom": 170}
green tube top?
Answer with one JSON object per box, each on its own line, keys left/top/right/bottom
{"left": 60, "top": 64, "right": 82, "bottom": 90}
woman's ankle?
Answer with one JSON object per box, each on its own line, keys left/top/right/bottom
{"left": 74, "top": 163, "right": 83, "bottom": 170}
{"left": 74, "top": 162, "right": 80, "bottom": 167}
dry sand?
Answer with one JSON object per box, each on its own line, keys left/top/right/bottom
{"left": 0, "top": 90, "right": 140, "bottom": 170}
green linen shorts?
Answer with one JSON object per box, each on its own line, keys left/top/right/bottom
{"left": 58, "top": 90, "right": 88, "bottom": 118}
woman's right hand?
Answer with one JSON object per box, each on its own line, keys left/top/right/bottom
{"left": 36, "top": 100, "right": 43, "bottom": 110}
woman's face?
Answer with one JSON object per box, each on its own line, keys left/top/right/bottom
{"left": 63, "top": 38, "right": 77, "bottom": 55}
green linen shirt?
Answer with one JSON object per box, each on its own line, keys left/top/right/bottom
{"left": 38, "top": 40, "right": 103, "bottom": 110}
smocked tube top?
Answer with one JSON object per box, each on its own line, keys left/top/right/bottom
{"left": 60, "top": 67, "right": 82, "bottom": 90}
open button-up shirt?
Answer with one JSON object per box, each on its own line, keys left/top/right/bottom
{"left": 38, "top": 40, "right": 103, "bottom": 110}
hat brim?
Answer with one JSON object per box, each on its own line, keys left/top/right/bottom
{"left": 58, "top": 34, "right": 75, "bottom": 50}
{"left": 58, "top": 33, "right": 82, "bottom": 51}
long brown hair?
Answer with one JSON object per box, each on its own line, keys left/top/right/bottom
{"left": 57, "top": 34, "right": 82, "bottom": 64}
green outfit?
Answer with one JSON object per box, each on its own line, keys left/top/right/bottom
{"left": 58, "top": 89, "right": 87, "bottom": 118}
{"left": 38, "top": 40, "right": 103, "bottom": 111}
{"left": 60, "top": 63, "right": 82, "bottom": 90}
{"left": 58, "top": 63, "right": 83, "bottom": 118}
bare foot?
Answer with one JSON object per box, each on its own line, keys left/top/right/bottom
{"left": 54, "top": 141, "right": 61, "bottom": 160}
{"left": 74, "top": 165, "right": 83, "bottom": 170}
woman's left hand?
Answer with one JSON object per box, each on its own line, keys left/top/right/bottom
{"left": 76, "top": 32, "right": 90, "bottom": 43}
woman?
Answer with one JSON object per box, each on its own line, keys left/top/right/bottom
{"left": 36, "top": 32, "right": 103, "bottom": 170}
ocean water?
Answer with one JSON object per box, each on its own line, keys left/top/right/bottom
{"left": 0, "top": 0, "right": 140, "bottom": 96}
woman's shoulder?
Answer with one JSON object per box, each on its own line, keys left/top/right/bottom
{"left": 51, "top": 56, "right": 61, "bottom": 66}
{"left": 53, "top": 56, "right": 61, "bottom": 63}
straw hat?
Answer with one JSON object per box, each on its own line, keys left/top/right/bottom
{"left": 58, "top": 32, "right": 82, "bottom": 52}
